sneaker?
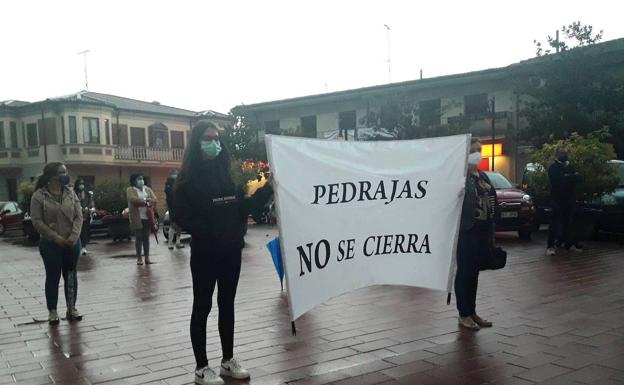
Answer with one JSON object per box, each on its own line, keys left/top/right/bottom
{"left": 168, "top": 244, "right": 174, "bottom": 250}
{"left": 81, "top": 248, "right": 88, "bottom": 255}
{"left": 546, "top": 247, "right": 556, "bottom": 256}
{"left": 569, "top": 245, "right": 584, "bottom": 253}
{"left": 48, "top": 310, "right": 59, "bottom": 325}
{"left": 220, "top": 358, "right": 250, "bottom": 379}
{"left": 194, "top": 366, "right": 224, "bottom": 385}
{"left": 176, "top": 243, "right": 185, "bottom": 249}
{"left": 66, "top": 307, "right": 83, "bottom": 321}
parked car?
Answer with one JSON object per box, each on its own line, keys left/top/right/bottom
{"left": 0, "top": 201, "right": 25, "bottom": 235}
{"left": 586, "top": 160, "right": 624, "bottom": 235}
{"left": 485, "top": 172, "right": 536, "bottom": 239}
{"left": 522, "top": 160, "right": 624, "bottom": 236}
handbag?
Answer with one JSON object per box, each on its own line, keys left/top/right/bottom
{"left": 480, "top": 246, "right": 507, "bottom": 271}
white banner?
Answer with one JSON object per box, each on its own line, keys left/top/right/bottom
{"left": 266, "top": 134, "right": 470, "bottom": 321}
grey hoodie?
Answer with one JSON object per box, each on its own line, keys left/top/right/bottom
{"left": 30, "top": 187, "right": 83, "bottom": 244}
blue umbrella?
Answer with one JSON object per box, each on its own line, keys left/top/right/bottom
{"left": 266, "top": 237, "right": 284, "bottom": 291}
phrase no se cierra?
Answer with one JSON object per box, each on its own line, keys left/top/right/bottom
{"left": 296, "top": 233, "right": 431, "bottom": 277}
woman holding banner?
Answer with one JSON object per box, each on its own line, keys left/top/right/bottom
{"left": 455, "top": 138, "right": 496, "bottom": 330}
{"left": 174, "top": 120, "right": 268, "bottom": 385}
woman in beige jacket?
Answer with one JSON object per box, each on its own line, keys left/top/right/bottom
{"left": 126, "top": 173, "right": 158, "bottom": 265}
{"left": 30, "top": 162, "right": 83, "bottom": 324}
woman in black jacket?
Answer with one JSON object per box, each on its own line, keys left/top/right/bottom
{"left": 173, "top": 120, "right": 264, "bottom": 385}
{"left": 455, "top": 138, "right": 497, "bottom": 330}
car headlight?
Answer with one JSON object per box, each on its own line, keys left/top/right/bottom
{"left": 522, "top": 194, "right": 533, "bottom": 204}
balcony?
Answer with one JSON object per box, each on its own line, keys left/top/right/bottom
{"left": 114, "top": 146, "right": 185, "bottom": 162}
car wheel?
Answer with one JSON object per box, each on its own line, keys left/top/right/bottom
{"left": 518, "top": 230, "right": 532, "bottom": 240}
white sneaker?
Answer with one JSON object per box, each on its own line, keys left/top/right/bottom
{"left": 220, "top": 358, "right": 250, "bottom": 379}
{"left": 194, "top": 366, "right": 224, "bottom": 385}
{"left": 569, "top": 245, "right": 584, "bottom": 253}
{"left": 546, "top": 247, "right": 556, "bottom": 256}
{"left": 81, "top": 248, "right": 88, "bottom": 255}
{"left": 48, "top": 310, "right": 59, "bottom": 325}
{"left": 66, "top": 307, "right": 83, "bottom": 321}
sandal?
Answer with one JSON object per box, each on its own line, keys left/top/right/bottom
{"left": 471, "top": 314, "right": 493, "bottom": 328}
{"left": 458, "top": 316, "right": 480, "bottom": 330}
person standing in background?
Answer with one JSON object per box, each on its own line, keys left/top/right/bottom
{"left": 74, "top": 178, "right": 94, "bottom": 255}
{"left": 165, "top": 169, "right": 184, "bottom": 250}
{"left": 127, "top": 174, "right": 158, "bottom": 265}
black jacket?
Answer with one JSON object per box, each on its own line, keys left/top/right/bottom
{"left": 172, "top": 164, "right": 269, "bottom": 248}
{"left": 460, "top": 171, "right": 497, "bottom": 232}
{"left": 548, "top": 160, "right": 580, "bottom": 204}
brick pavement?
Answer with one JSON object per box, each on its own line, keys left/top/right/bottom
{"left": 1, "top": 226, "right": 623, "bottom": 385}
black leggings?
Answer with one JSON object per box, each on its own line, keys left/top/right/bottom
{"left": 39, "top": 239, "right": 81, "bottom": 311}
{"left": 134, "top": 220, "right": 150, "bottom": 257}
{"left": 190, "top": 239, "right": 242, "bottom": 368}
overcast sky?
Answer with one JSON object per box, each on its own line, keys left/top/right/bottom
{"left": 2, "top": 0, "right": 623, "bottom": 114}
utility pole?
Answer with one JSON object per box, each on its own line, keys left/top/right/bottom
{"left": 490, "top": 97, "right": 496, "bottom": 171}
{"left": 78, "top": 50, "right": 90, "bottom": 90}
{"left": 555, "top": 30, "right": 560, "bottom": 53}
{"left": 384, "top": 24, "right": 392, "bottom": 83}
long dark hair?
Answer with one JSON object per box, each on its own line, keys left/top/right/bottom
{"left": 176, "top": 120, "right": 234, "bottom": 196}
{"left": 35, "top": 162, "right": 64, "bottom": 191}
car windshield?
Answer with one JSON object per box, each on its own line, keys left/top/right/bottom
{"left": 615, "top": 162, "right": 624, "bottom": 186}
{"left": 486, "top": 172, "right": 513, "bottom": 189}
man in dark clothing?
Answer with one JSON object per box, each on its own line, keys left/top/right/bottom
{"left": 546, "top": 148, "right": 582, "bottom": 255}
{"left": 165, "top": 169, "right": 184, "bottom": 249}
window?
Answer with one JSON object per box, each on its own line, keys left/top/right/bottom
{"left": 10, "top": 122, "right": 17, "bottom": 148}
{"left": 82, "top": 117, "right": 100, "bottom": 144}
{"left": 68, "top": 116, "right": 78, "bottom": 144}
{"left": 148, "top": 123, "right": 169, "bottom": 147}
{"left": 61, "top": 117, "right": 65, "bottom": 144}
{"left": 464, "top": 93, "right": 489, "bottom": 115}
{"left": 105, "top": 119, "right": 111, "bottom": 145}
{"left": 301, "top": 116, "right": 317, "bottom": 138}
{"left": 419, "top": 99, "right": 441, "bottom": 127}
{"left": 171, "top": 131, "right": 185, "bottom": 148}
{"left": 26, "top": 123, "right": 38, "bottom": 147}
{"left": 112, "top": 124, "right": 128, "bottom": 146}
{"left": 264, "top": 120, "right": 280, "bottom": 135}
{"left": 38, "top": 117, "right": 57, "bottom": 145}
{"left": 0, "top": 122, "right": 5, "bottom": 148}
{"left": 131, "top": 127, "right": 146, "bottom": 146}
{"left": 3, "top": 202, "right": 17, "bottom": 213}
{"left": 339, "top": 111, "right": 356, "bottom": 134}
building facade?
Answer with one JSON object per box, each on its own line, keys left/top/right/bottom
{"left": 238, "top": 38, "right": 624, "bottom": 183}
{"left": 0, "top": 91, "right": 230, "bottom": 205}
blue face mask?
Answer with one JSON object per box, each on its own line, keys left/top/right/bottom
{"left": 136, "top": 179, "right": 145, "bottom": 189}
{"left": 200, "top": 140, "right": 222, "bottom": 159}
{"left": 58, "top": 175, "right": 70, "bottom": 186}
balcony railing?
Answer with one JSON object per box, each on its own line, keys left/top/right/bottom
{"left": 114, "top": 146, "right": 185, "bottom": 162}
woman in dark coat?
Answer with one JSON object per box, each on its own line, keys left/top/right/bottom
{"left": 174, "top": 120, "right": 268, "bottom": 385}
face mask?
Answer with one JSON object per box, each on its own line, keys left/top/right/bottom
{"left": 58, "top": 175, "right": 70, "bottom": 186}
{"left": 200, "top": 140, "right": 222, "bottom": 159}
{"left": 78, "top": 184, "right": 85, "bottom": 191}
{"left": 558, "top": 155, "right": 568, "bottom": 163}
{"left": 136, "top": 179, "right": 145, "bottom": 189}
{"left": 468, "top": 152, "right": 482, "bottom": 166}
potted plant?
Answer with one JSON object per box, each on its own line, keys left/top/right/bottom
{"left": 93, "top": 180, "right": 132, "bottom": 241}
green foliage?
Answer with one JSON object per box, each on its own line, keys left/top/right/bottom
{"left": 224, "top": 107, "right": 267, "bottom": 161}
{"left": 533, "top": 21, "right": 603, "bottom": 56}
{"left": 93, "top": 180, "right": 127, "bottom": 215}
{"left": 519, "top": 26, "right": 624, "bottom": 158}
{"left": 528, "top": 129, "right": 619, "bottom": 199}
{"left": 18, "top": 182, "right": 35, "bottom": 212}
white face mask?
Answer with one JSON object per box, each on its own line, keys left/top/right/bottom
{"left": 468, "top": 152, "right": 483, "bottom": 166}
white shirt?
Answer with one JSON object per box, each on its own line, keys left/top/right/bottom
{"left": 135, "top": 187, "right": 148, "bottom": 220}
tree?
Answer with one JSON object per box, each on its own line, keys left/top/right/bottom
{"left": 223, "top": 106, "right": 267, "bottom": 161}
{"left": 519, "top": 23, "right": 624, "bottom": 158}
{"left": 533, "top": 21, "right": 603, "bottom": 56}
{"left": 527, "top": 129, "right": 619, "bottom": 200}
